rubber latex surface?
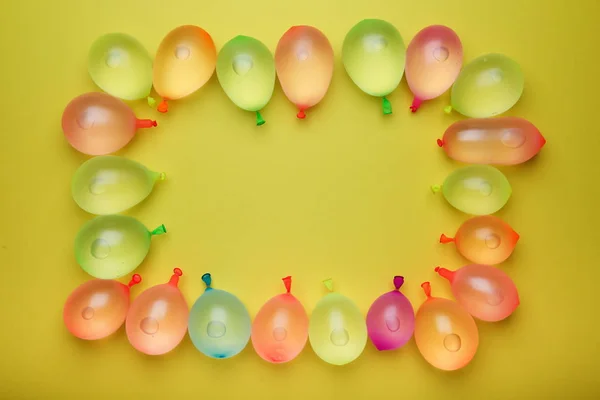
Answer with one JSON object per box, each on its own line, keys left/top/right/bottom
{"left": 71, "top": 155, "right": 165, "bottom": 215}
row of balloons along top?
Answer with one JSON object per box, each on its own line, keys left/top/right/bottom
{"left": 78, "top": 21, "right": 525, "bottom": 129}
{"left": 64, "top": 269, "right": 518, "bottom": 371}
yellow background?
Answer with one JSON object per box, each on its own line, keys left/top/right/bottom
{"left": 1, "top": 0, "right": 599, "bottom": 398}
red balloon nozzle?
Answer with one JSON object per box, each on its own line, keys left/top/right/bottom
{"left": 135, "top": 119, "right": 158, "bottom": 129}
{"left": 168, "top": 268, "right": 183, "bottom": 287}
{"left": 540, "top": 135, "right": 547, "bottom": 148}
{"left": 409, "top": 97, "right": 422, "bottom": 113}
{"left": 435, "top": 266, "right": 456, "bottom": 281}
{"left": 440, "top": 234, "right": 454, "bottom": 244}
{"left": 437, "top": 139, "right": 444, "bottom": 147}
{"left": 297, "top": 110, "right": 306, "bottom": 119}
{"left": 512, "top": 230, "right": 521, "bottom": 244}
{"left": 393, "top": 276, "right": 405, "bottom": 290}
{"left": 157, "top": 99, "right": 169, "bottom": 113}
{"left": 421, "top": 282, "right": 432, "bottom": 298}
{"left": 128, "top": 274, "right": 142, "bottom": 287}
{"left": 282, "top": 276, "right": 292, "bottom": 293}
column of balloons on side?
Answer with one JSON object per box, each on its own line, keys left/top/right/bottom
{"left": 62, "top": 20, "right": 546, "bottom": 369}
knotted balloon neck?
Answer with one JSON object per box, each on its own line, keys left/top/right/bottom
{"left": 147, "top": 97, "right": 157, "bottom": 107}
{"left": 150, "top": 224, "right": 167, "bottom": 236}
{"left": 202, "top": 273, "right": 212, "bottom": 291}
{"left": 435, "top": 266, "right": 456, "bottom": 282}
{"left": 421, "top": 282, "right": 432, "bottom": 299}
{"left": 256, "top": 111, "right": 266, "bottom": 126}
{"left": 168, "top": 268, "right": 183, "bottom": 287}
{"left": 393, "top": 276, "right": 404, "bottom": 290}
{"left": 437, "top": 139, "right": 445, "bottom": 147}
{"left": 444, "top": 105, "right": 453, "bottom": 114}
{"left": 409, "top": 97, "right": 422, "bottom": 113}
{"left": 439, "top": 234, "right": 454, "bottom": 244}
{"left": 382, "top": 97, "right": 392, "bottom": 115}
{"left": 127, "top": 274, "right": 142, "bottom": 290}
{"left": 157, "top": 99, "right": 169, "bottom": 113}
{"left": 135, "top": 119, "right": 158, "bottom": 129}
{"left": 282, "top": 276, "right": 292, "bottom": 293}
{"left": 431, "top": 184, "right": 442, "bottom": 193}
{"left": 297, "top": 110, "right": 306, "bottom": 119}
{"left": 323, "top": 278, "right": 333, "bottom": 292}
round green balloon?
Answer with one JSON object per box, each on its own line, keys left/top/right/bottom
{"left": 75, "top": 214, "right": 166, "bottom": 279}
{"left": 72, "top": 155, "right": 165, "bottom": 215}
{"left": 433, "top": 165, "right": 512, "bottom": 215}
{"left": 216, "top": 35, "right": 275, "bottom": 125}
{"left": 342, "top": 19, "right": 405, "bottom": 114}
{"left": 88, "top": 33, "right": 153, "bottom": 101}
{"left": 447, "top": 53, "right": 524, "bottom": 118}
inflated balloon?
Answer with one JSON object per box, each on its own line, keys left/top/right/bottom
{"left": 88, "top": 33, "right": 153, "bottom": 103}
{"left": 62, "top": 92, "right": 157, "bottom": 156}
{"left": 308, "top": 279, "right": 367, "bottom": 365}
{"left": 432, "top": 165, "right": 511, "bottom": 215}
{"left": 188, "top": 273, "right": 252, "bottom": 359}
{"left": 217, "top": 35, "right": 276, "bottom": 125}
{"left": 414, "top": 282, "right": 478, "bottom": 371}
{"left": 72, "top": 155, "right": 165, "bottom": 215}
{"left": 251, "top": 276, "right": 308, "bottom": 363}
{"left": 440, "top": 215, "right": 520, "bottom": 265}
{"left": 342, "top": 19, "right": 406, "bottom": 115}
{"left": 437, "top": 117, "right": 546, "bottom": 165}
{"left": 406, "top": 25, "right": 463, "bottom": 112}
{"left": 275, "top": 26, "right": 334, "bottom": 119}
{"left": 445, "top": 53, "right": 524, "bottom": 117}
{"left": 366, "top": 276, "right": 414, "bottom": 351}
{"left": 74, "top": 214, "right": 166, "bottom": 279}
{"left": 126, "top": 268, "right": 189, "bottom": 355}
{"left": 63, "top": 274, "right": 142, "bottom": 340}
{"left": 435, "top": 265, "right": 520, "bottom": 322}
{"left": 153, "top": 25, "right": 217, "bottom": 113}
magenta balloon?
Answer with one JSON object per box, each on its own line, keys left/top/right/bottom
{"left": 366, "top": 276, "right": 415, "bottom": 351}
{"left": 405, "top": 25, "right": 463, "bottom": 112}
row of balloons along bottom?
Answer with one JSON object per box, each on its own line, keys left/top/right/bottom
{"left": 64, "top": 269, "right": 519, "bottom": 370}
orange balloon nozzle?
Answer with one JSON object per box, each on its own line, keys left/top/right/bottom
{"left": 128, "top": 274, "right": 142, "bottom": 288}
{"left": 512, "top": 230, "right": 521, "bottom": 244}
{"left": 434, "top": 266, "right": 456, "bottom": 282}
{"left": 421, "top": 282, "right": 432, "bottom": 298}
{"left": 540, "top": 135, "right": 547, "bottom": 148}
{"left": 297, "top": 110, "right": 306, "bottom": 119}
{"left": 135, "top": 119, "right": 158, "bottom": 129}
{"left": 439, "top": 234, "right": 454, "bottom": 244}
{"left": 437, "top": 139, "right": 444, "bottom": 147}
{"left": 393, "top": 276, "right": 404, "bottom": 290}
{"left": 168, "top": 268, "right": 183, "bottom": 287}
{"left": 282, "top": 276, "right": 292, "bottom": 293}
{"left": 409, "top": 97, "right": 422, "bottom": 113}
{"left": 157, "top": 99, "right": 169, "bottom": 113}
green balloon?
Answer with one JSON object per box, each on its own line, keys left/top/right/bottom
{"left": 75, "top": 214, "right": 166, "bottom": 279}
{"left": 88, "top": 33, "right": 153, "bottom": 101}
{"left": 446, "top": 53, "right": 524, "bottom": 118}
{"left": 72, "top": 155, "right": 165, "bottom": 215}
{"left": 342, "top": 19, "right": 406, "bottom": 114}
{"left": 216, "top": 35, "right": 275, "bottom": 126}
{"left": 432, "top": 165, "right": 511, "bottom": 215}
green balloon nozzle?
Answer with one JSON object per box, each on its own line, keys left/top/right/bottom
{"left": 323, "top": 278, "right": 333, "bottom": 292}
{"left": 202, "top": 273, "right": 212, "bottom": 290}
{"left": 256, "top": 111, "right": 266, "bottom": 126}
{"left": 382, "top": 96, "right": 392, "bottom": 115}
{"left": 150, "top": 224, "right": 167, "bottom": 236}
{"left": 147, "top": 97, "right": 157, "bottom": 107}
{"left": 444, "top": 105, "right": 453, "bottom": 114}
{"left": 431, "top": 184, "right": 442, "bottom": 193}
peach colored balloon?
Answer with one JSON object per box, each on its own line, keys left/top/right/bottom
{"left": 406, "top": 25, "right": 462, "bottom": 112}
{"left": 275, "top": 26, "right": 334, "bottom": 119}
{"left": 63, "top": 274, "right": 141, "bottom": 340}
{"left": 62, "top": 92, "right": 157, "bottom": 156}
{"left": 251, "top": 276, "right": 308, "bottom": 363}
{"left": 414, "top": 282, "right": 478, "bottom": 371}
{"left": 438, "top": 117, "right": 547, "bottom": 165}
{"left": 126, "top": 268, "right": 189, "bottom": 355}
{"left": 440, "top": 215, "right": 520, "bottom": 265}
{"left": 435, "top": 265, "right": 520, "bottom": 322}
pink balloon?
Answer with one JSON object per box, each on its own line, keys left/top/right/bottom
{"left": 435, "top": 265, "right": 520, "bottom": 322}
{"left": 366, "top": 276, "right": 415, "bottom": 351}
{"left": 62, "top": 92, "right": 157, "bottom": 155}
{"left": 405, "top": 25, "right": 463, "bottom": 112}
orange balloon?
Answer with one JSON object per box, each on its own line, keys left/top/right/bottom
{"left": 414, "top": 282, "right": 479, "bottom": 371}
{"left": 275, "top": 26, "right": 334, "bottom": 119}
{"left": 126, "top": 268, "right": 189, "bottom": 355}
{"left": 251, "top": 276, "right": 309, "bottom": 363}
{"left": 435, "top": 265, "right": 520, "bottom": 322}
{"left": 63, "top": 274, "right": 142, "bottom": 340}
{"left": 62, "top": 92, "right": 157, "bottom": 155}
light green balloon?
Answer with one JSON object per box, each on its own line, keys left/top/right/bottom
{"left": 72, "top": 155, "right": 165, "bottom": 215}
{"left": 342, "top": 19, "right": 405, "bottom": 114}
{"left": 216, "top": 35, "right": 275, "bottom": 126}
{"left": 433, "top": 165, "right": 512, "bottom": 215}
{"left": 88, "top": 33, "right": 153, "bottom": 101}
{"left": 75, "top": 214, "right": 166, "bottom": 279}
{"left": 446, "top": 53, "right": 524, "bottom": 118}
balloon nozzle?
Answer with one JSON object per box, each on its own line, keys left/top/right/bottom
{"left": 409, "top": 97, "right": 422, "bottom": 113}
{"left": 434, "top": 266, "right": 455, "bottom": 281}
{"left": 282, "top": 276, "right": 292, "bottom": 293}
{"left": 168, "top": 268, "right": 183, "bottom": 287}
{"left": 157, "top": 99, "right": 169, "bottom": 113}
{"left": 382, "top": 96, "right": 392, "bottom": 115}
{"left": 393, "top": 276, "right": 404, "bottom": 290}
{"left": 128, "top": 274, "right": 142, "bottom": 288}
{"left": 202, "top": 273, "right": 212, "bottom": 289}
{"left": 136, "top": 119, "right": 158, "bottom": 129}
{"left": 431, "top": 184, "right": 442, "bottom": 193}
{"left": 437, "top": 139, "right": 444, "bottom": 147}
{"left": 421, "top": 282, "right": 432, "bottom": 298}
{"left": 256, "top": 111, "right": 266, "bottom": 126}
{"left": 444, "top": 105, "right": 452, "bottom": 114}
{"left": 297, "top": 110, "right": 306, "bottom": 119}
{"left": 439, "top": 234, "right": 454, "bottom": 244}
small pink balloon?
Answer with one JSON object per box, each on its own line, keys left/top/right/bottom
{"left": 62, "top": 92, "right": 157, "bottom": 155}
{"left": 126, "top": 268, "right": 189, "bottom": 355}
{"left": 63, "top": 274, "right": 142, "bottom": 340}
{"left": 435, "top": 265, "right": 520, "bottom": 322}
{"left": 405, "top": 25, "right": 463, "bottom": 112}
{"left": 366, "top": 276, "right": 415, "bottom": 351}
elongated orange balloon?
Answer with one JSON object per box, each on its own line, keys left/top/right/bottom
{"left": 440, "top": 215, "right": 520, "bottom": 265}
{"left": 414, "top": 282, "right": 478, "bottom": 371}
{"left": 251, "top": 276, "right": 309, "bottom": 363}
{"left": 406, "top": 25, "right": 463, "bottom": 112}
{"left": 275, "top": 26, "right": 334, "bottom": 119}
{"left": 435, "top": 265, "right": 520, "bottom": 322}
{"left": 438, "top": 117, "right": 546, "bottom": 165}
{"left": 126, "top": 268, "right": 189, "bottom": 355}
{"left": 62, "top": 92, "right": 157, "bottom": 155}
{"left": 153, "top": 25, "right": 217, "bottom": 113}
{"left": 63, "top": 274, "right": 142, "bottom": 340}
